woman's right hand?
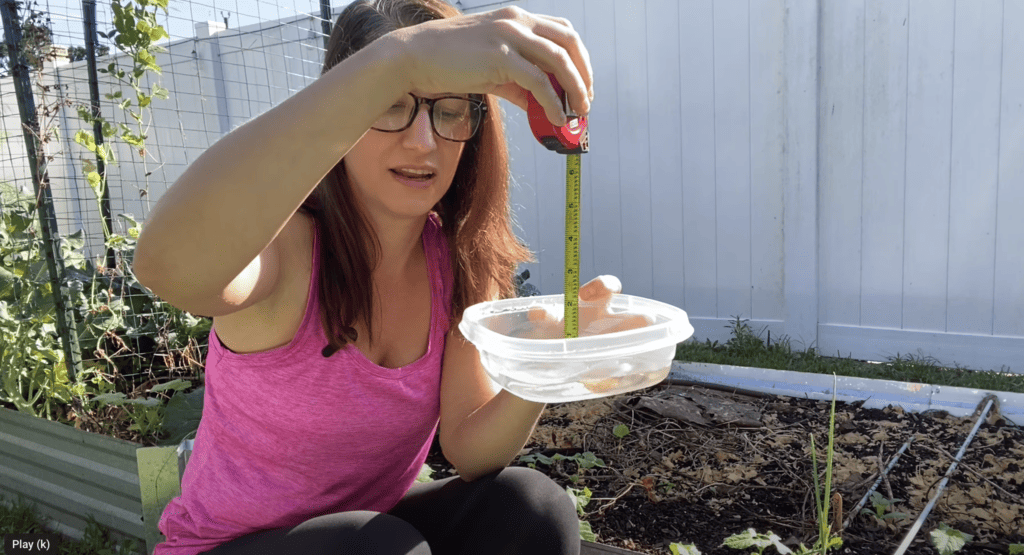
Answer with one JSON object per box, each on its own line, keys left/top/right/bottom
{"left": 388, "top": 6, "right": 594, "bottom": 127}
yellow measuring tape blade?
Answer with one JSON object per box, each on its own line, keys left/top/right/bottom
{"left": 564, "top": 153, "right": 581, "bottom": 339}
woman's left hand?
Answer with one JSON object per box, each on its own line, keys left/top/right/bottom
{"left": 518, "top": 275, "right": 653, "bottom": 339}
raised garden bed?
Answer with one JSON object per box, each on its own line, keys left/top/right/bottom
{"left": 6, "top": 362, "right": 1023, "bottom": 555}
{"left": 0, "top": 406, "right": 148, "bottom": 552}
{"left": 423, "top": 371, "right": 1024, "bottom": 554}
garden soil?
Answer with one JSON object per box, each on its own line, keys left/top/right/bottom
{"left": 53, "top": 380, "right": 1024, "bottom": 554}
{"left": 426, "top": 383, "right": 1024, "bottom": 555}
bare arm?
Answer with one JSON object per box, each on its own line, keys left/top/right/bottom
{"left": 439, "top": 324, "right": 546, "bottom": 482}
{"left": 133, "top": 6, "right": 594, "bottom": 316}
{"left": 132, "top": 36, "right": 410, "bottom": 314}
{"left": 439, "top": 278, "right": 640, "bottom": 481}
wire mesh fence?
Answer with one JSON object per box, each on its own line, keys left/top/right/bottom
{"left": 1, "top": 0, "right": 342, "bottom": 433}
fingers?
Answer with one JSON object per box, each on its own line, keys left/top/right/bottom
{"left": 580, "top": 275, "right": 621, "bottom": 303}
{"left": 527, "top": 305, "right": 560, "bottom": 324}
{"left": 530, "top": 14, "right": 594, "bottom": 113}
{"left": 490, "top": 7, "right": 592, "bottom": 121}
{"left": 501, "top": 49, "right": 568, "bottom": 125}
{"left": 402, "top": 6, "right": 592, "bottom": 126}
{"left": 600, "top": 313, "right": 655, "bottom": 335}
{"left": 521, "top": 302, "right": 653, "bottom": 339}
{"left": 524, "top": 305, "right": 565, "bottom": 340}
{"left": 577, "top": 275, "right": 654, "bottom": 337}
{"left": 490, "top": 82, "right": 532, "bottom": 112}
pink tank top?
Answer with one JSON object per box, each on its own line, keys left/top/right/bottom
{"left": 154, "top": 213, "right": 452, "bottom": 555}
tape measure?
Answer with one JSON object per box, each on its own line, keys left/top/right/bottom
{"left": 526, "top": 74, "right": 589, "bottom": 338}
{"left": 563, "top": 153, "right": 582, "bottom": 338}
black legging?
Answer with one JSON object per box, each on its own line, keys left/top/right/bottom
{"left": 199, "top": 466, "right": 580, "bottom": 555}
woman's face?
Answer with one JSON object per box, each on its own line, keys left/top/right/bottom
{"left": 344, "top": 95, "right": 467, "bottom": 224}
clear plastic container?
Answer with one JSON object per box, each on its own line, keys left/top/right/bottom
{"left": 458, "top": 294, "right": 695, "bottom": 403}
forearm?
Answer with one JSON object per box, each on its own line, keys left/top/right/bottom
{"left": 133, "top": 35, "right": 411, "bottom": 306}
{"left": 443, "top": 389, "right": 546, "bottom": 482}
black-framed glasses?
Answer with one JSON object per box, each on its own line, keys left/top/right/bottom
{"left": 371, "top": 93, "right": 487, "bottom": 142}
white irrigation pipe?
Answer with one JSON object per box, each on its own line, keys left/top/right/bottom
{"left": 892, "top": 395, "right": 998, "bottom": 555}
{"left": 843, "top": 435, "right": 916, "bottom": 530}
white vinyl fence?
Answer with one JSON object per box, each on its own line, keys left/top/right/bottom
{"left": 3, "top": 0, "right": 1021, "bottom": 373}
{"left": 467, "top": 0, "right": 1024, "bottom": 373}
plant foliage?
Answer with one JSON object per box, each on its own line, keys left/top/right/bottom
{"left": 1, "top": 0, "right": 210, "bottom": 446}
{"left": 722, "top": 528, "right": 791, "bottom": 555}
{"left": 929, "top": 523, "right": 972, "bottom": 555}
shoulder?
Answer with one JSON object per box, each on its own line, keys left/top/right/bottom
{"left": 209, "top": 210, "right": 317, "bottom": 353}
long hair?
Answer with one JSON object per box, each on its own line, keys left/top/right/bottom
{"left": 301, "top": 0, "right": 533, "bottom": 357}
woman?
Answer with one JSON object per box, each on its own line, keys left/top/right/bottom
{"left": 134, "top": 1, "right": 621, "bottom": 553}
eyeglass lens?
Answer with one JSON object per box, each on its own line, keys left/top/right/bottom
{"left": 373, "top": 95, "right": 481, "bottom": 141}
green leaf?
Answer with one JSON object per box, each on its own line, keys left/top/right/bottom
{"left": 111, "top": 1, "right": 126, "bottom": 25}
{"left": 152, "top": 84, "right": 169, "bottom": 99}
{"left": 578, "top": 520, "right": 597, "bottom": 543}
{"left": 86, "top": 171, "right": 102, "bottom": 195}
{"left": 148, "top": 24, "right": 168, "bottom": 42}
{"left": 0, "top": 266, "right": 18, "bottom": 297}
{"left": 613, "top": 424, "right": 630, "bottom": 438}
{"left": 1008, "top": 544, "right": 1024, "bottom": 555}
{"left": 91, "top": 392, "right": 128, "bottom": 405}
{"left": 520, "top": 453, "right": 554, "bottom": 466}
{"left": 576, "top": 451, "right": 605, "bottom": 469}
{"left": 930, "top": 523, "right": 972, "bottom": 555}
{"left": 566, "top": 486, "right": 592, "bottom": 516}
{"left": 137, "top": 49, "right": 161, "bottom": 74}
{"left": 124, "top": 396, "right": 161, "bottom": 407}
{"left": 122, "top": 12, "right": 138, "bottom": 38}
{"left": 74, "top": 130, "right": 97, "bottom": 152}
{"left": 63, "top": 229, "right": 85, "bottom": 250}
{"left": 669, "top": 544, "right": 702, "bottom": 555}
{"left": 148, "top": 379, "right": 192, "bottom": 394}
{"left": 415, "top": 464, "right": 434, "bottom": 483}
{"left": 869, "top": 491, "right": 898, "bottom": 508}
{"left": 76, "top": 105, "right": 96, "bottom": 124}
{"left": 159, "top": 386, "right": 204, "bottom": 445}
{"left": 722, "top": 529, "right": 758, "bottom": 550}
{"left": 97, "top": 144, "right": 115, "bottom": 164}
{"left": 121, "top": 131, "right": 145, "bottom": 148}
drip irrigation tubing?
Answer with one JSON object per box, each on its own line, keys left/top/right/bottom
{"left": 844, "top": 435, "right": 916, "bottom": 530}
{"left": 892, "top": 395, "right": 998, "bottom": 555}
